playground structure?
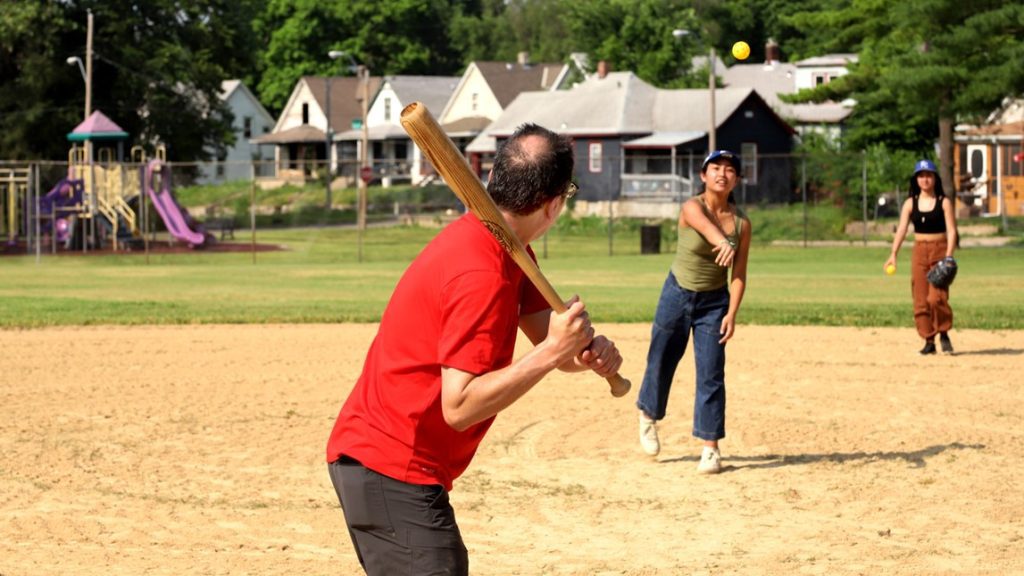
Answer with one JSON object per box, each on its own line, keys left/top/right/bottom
{"left": 144, "top": 156, "right": 211, "bottom": 247}
{"left": 65, "top": 143, "right": 140, "bottom": 249}
{"left": 1, "top": 166, "right": 31, "bottom": 248}
{"left": 1, "top": 143, "right": 214, "bottom": 255}
{"left": 1, "top": 108, "right": 216, "bottom": 255}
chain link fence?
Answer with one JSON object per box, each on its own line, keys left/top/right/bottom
{"left": 2, "top": 150, "right": 1020, "bottom": 261}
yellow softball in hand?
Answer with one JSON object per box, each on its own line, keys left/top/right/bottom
{"left": 732, "top": 41, "right": 750, "bottom": 61}
{"left": 886, "top": 264, "right": 896, "bottom": 276}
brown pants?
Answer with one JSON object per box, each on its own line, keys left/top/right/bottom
{"left": 911, "top": 239, "right": 953, "bottom": 340}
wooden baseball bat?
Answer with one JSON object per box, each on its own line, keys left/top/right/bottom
{"left": 400, "top": 101, "right": 630, "bottom": 398}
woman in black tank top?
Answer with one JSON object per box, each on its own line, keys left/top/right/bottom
{"left": 884, "top": 160, "right": 958, "bottom": 355}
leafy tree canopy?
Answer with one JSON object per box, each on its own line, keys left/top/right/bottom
{"left": 0, "top": 0, "right": 261, "bottom": 162}
{"left": 256, "top": 0, "right": 466, "bottom": 112}
{"left": 4, "top": 0, "right": 1022, "bottom": 170}
{"left": 782, "top": 0, "right": 1024, "bottom": 185}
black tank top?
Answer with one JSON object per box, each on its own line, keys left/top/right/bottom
{"left": 911, "top": 195, "right": 946, "bottom": 234}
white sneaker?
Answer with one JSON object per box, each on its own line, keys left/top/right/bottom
{"left": 638, "top": 411, "right": 660, "bottom": 456}
{"left": 697, "top": 447, "right": 722, "bottom": 474}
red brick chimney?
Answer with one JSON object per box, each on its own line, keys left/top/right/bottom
{"left": 765, "top": 38, "right": 780, "bottom": 64}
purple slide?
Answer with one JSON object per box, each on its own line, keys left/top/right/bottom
{"left": 39, "top": 178, "right": 85, "bottom": 242}
{"left": 144, "top": 159, "right": 209, "bottom": 247}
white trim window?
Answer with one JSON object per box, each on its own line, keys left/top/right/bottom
{"left": 741, "top": 143, "right": 758, "bottom": 184}
{"left": 588, "top": 142, "right": 603, "bottom": 173}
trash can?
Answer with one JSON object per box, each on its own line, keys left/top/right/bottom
{"left": 640, "top": 225, "right": 661, "bottom": 254}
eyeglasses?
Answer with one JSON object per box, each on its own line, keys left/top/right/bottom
{"left": 563, "top": 181, "right": 578, "bottom": 200}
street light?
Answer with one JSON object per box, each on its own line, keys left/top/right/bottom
{"left": 355, "top": 63, "right": 370, "bottom": 264}
{"left": 66, "top": 56, "right": 86, "bottom": 81}
{"left": 66, "top": 55, "right": 90, "bottom": 122}
{"left": 324, "top": 50, "right": 349, "bottom": 208}
{"left": 66, "top": 11, "right": 93, "bottom": 123}
{"left": 328, "top": 51, "right": 370, "bottom": 262}
{"left": 673, "top": 28, "right": 717, "bottom": 153}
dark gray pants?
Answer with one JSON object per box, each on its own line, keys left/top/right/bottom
{"left": 328, "top": 457, "right": 468, "bottom": 576}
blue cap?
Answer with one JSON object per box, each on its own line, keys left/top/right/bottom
{"left": 914, "top": 159, "right": 937, "bottom": 175}
{"left": 702, "top": 150, "right": 741, "bottom": 172}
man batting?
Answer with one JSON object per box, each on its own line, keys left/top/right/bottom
{"left": 325, "top": 123, "right": 623, "bottom": 575}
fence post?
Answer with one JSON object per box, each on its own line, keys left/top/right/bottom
{"left": 607, "top": 179, "right": 613, "bottom": 257}
{"left": 32, "top": 163, "right": 40, "bottom": 261}
{"left": 141, "top": 163, "right": 150, "bottom": 265}
{"left": 862, "top": 151, "right": 868, "bottom": 246}
{"left": 251, "top": 161, "right": 257, "bottom": 265}
{"left": 801, "top": 155, "right": 807, "bottom": 248}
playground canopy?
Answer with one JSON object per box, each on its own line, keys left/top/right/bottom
{"left": 66, "top": 110, "right": 129, "bottom": 142}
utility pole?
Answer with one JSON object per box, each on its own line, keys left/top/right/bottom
{"left": 672, "top": 29, "right": 716, "bottom": 154}
{"left": 324, "top": 74, "right": 332, "bottom": 208}
{"left": 357, "top": 66, "right": 369, "bottom": 263}
{"left": 85, "top": 10, "right": 93, "bottom": 121}
{"left": 707, "top": 46, "right": 716, "bottom": 152}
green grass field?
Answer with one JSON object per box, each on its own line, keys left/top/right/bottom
{"left": 2, "top": 224, "right": 1020, "bottom": 329}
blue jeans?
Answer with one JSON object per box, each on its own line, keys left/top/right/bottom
{"left": 636, "top": 272, "right": 729, "bottom": 441}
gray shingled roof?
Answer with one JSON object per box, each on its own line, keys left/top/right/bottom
{"left": 442, "top": 116, "right": 492, "bottom": 135}
{"left": 721, "top": 63, "right": 852, "bottom": 125}
{"left": 721, "top": 63, "right": 797, "bottom": 111}
{"left": 251, "top": 124, "right": 324, "bottom": 144}
{"left": 474, "top": 61, "right": 566, "bottom": 108}
{"left": 383, "top": 75, "right": 459, "bottom": 115}
{"left": 622, "top": 132, "right": 706, "bottom": 148}
{"left": 305, "top": 76, "right": 384, "bottom": 134}
{"left": 793, "top": 54, "right": 858, "bottom": 67}
{"left": 484, "top": 72, "right": 761, "bottom": 137}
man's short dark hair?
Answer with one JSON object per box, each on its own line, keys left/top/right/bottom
{"left": 487, "top": 123, "right": 574, "bottom": 215}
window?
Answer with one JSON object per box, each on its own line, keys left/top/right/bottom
{"left": 1006, "top": 143, "right": 1023, "bottom": 177}
{"left": 741, "top": 143, "right": 758, "bottom": 184}
{"left": 243, "top": 116, "right": 253, "bottom": 138}
{"left": 813, "top": 72, "right": 830, "bottom": 86}
{"left": 969, "top": 148, "right": 985, "bottom": 179}
{"left": 588, "top": 142, "right": 603, "bottom": 173}
{"left": 471, "top": 93, "right": 478, "bottom": 112}
{"left": 301, "top": 103, "right": 309, "bottom": 125}
{"left": 384, "top": 97, "right": 392, "bottom": 122}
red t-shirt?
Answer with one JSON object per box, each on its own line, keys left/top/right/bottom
{"left": 326, "top": 214, "right": 549, "bottom": 490}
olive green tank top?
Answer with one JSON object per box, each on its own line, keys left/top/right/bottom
{"left": 670, "top": 198, "right": 745, "bottom": 291}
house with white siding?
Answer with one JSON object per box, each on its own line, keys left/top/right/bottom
{"left": 196, "top": 80, "right": 276, "bottom": 184}
{"left": 334, "top": 75, "right": 459, "bottom": 186}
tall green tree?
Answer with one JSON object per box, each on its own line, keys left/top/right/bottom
{"left": 0, "top": 2, "right": 79, "bottom": 160}
{"left": 0, "top": 0, "right": 261, "bottom": 162}
{"left": 713, "top": 0, "right": 835, "bottom": 63}
{"left": 784, "top": 0, "right": 1024, "bottom": 190}
{"left": 256, "top": 0, "right": 466, "bottom": 113}
{"left": 448, "top": 0, "right": 513, "bottom": 64}
{"left": 563, "top": 0, "right": 705, "bottom": 88}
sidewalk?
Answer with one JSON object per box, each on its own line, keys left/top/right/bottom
{"left": 771, "top": 237, "right": 1014, "bottom": 247}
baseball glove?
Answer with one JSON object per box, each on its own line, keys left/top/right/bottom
{"left": 927, "top": 256, "right": 958, "bottom": 289}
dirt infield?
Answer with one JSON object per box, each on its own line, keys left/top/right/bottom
{"left": 2, "top": 324, "right": 1022, "bottom": 575}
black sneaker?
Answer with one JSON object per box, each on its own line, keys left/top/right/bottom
{"left": 939, "top": 333, "right": 954, "bottom": 355}
{"left": 919, "top": 341, "right": 937, "bottom": 355}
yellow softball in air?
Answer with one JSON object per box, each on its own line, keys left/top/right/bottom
{"left": 732, "top": 41, "right": 750, "bottom": 61}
